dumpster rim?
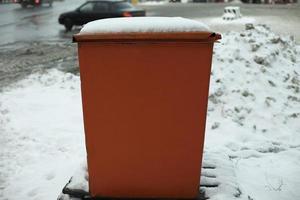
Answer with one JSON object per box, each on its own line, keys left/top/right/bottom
{"left": 73, "top": 32, "right": 221, "bottom": 43}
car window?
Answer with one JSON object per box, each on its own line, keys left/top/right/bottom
{"left": 112, "top": 2, "right": 134, "bottom": 10}
{"left": 94, "top": 2, "right": 109, "bottom": 12}
{"left": 79, "top": 2, "right": 94, "bottom": 13}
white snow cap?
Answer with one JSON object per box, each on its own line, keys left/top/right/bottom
{"left": 80, "top": 17, "right": 210, "bottom": 34}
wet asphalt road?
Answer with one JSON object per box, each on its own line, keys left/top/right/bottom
{"left": 0, "top": 1, "right": 300, "bottom": 45}
{"left": 0, "top": 0, "right": 85, "bottom": 45}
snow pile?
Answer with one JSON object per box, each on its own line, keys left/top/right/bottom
{"left": 80, "top": 17, "right": 210, "bottom": 34}
{"left": 208, "top": 24, "right": 299, "bottom": 145}
{"left": 0, "top": 24, "right": 299, "bottom": 200}
{"left": 205, "top": 24, "right": 300, "bottom": 200}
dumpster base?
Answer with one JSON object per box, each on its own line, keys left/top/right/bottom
{"left": 58, "top": 192, "right": 206, "bottom": 200}
{"left": 58, "top": 187, "right": 206, "bottom": 200}
{"left": 57, "top": 162, "right": 219, "bottom": 200}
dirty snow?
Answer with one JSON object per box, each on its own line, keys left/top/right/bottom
{"left": 80, "top": 17, "right": 210, "bottom": 34}
{"left": 1, "top": 24, "right": 300, "bottom": 200}
{"left": 205, "top": 24, "right": 300, "bottom": 200}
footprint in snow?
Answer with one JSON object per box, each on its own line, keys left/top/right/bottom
{"left": 45, "top": 171, "right": 55, "bottom": 180}
{"left": 27, "top": 188, "right": 39, "bottom": 197}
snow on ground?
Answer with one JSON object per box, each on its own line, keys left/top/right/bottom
{"left": 1, "top": 24, "right": 300, "bottom": 200}
{"left": 0, "top": 71, "right": 85, "bottom": 200}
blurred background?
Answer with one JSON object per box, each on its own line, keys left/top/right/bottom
{"left": 0, "top": 0, "right": 299, "bottom": 45}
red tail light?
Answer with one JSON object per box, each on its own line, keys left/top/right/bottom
{"left": 122, "top": 12, "right": 132, "bottom": 17}
{"left": 35, "top": 0, "right": 40, "bottom": 4}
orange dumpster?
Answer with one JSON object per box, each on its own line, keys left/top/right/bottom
{"left": 74, "top": 17, "right": 221, "bottom": 199}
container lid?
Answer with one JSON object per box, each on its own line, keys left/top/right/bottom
{"left": 73, "top": 17, "right": 221, "bottom": 43}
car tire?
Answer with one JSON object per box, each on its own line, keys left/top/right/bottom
{"left": 64, "top": 18, "right": 73, "bottom": 32}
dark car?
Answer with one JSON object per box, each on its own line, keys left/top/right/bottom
{"left": 14, "top": 0, "right": 53, "bottom": 8}
{"left": 58, "top": 0, "right": 146, "bottom": 31}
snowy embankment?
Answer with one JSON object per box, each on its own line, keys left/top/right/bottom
{"left": 0, "top": 25, "right": 300, "bottom": 200}
{"left": 205, "top": 24, "right": 300, "bottom": 200}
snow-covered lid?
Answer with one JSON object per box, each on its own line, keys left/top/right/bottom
{"left": 74, "top": 17, "right": 221, "bottom": 42}
{"left": 80, "top": 17, "right": 210, "bottom": 34}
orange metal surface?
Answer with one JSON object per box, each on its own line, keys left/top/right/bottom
{"left": 75, "top": 32, "right": 220, "bottom": 199}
